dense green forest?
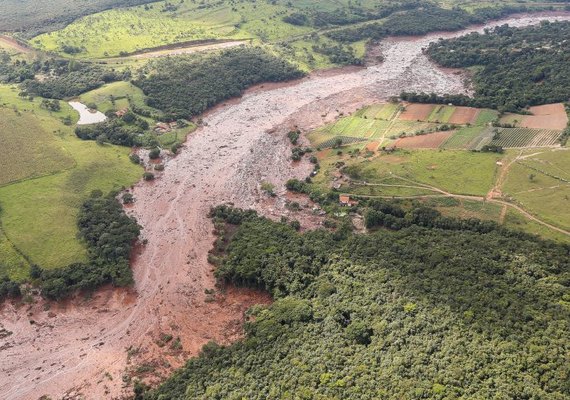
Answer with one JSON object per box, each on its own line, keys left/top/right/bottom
{"left": 409, "top": 21, "right": 570, "bottom": 112}
{"left": 0, "top": 52, "right": 128, "bottom": 99}
{"left": 0, "top": 0, "right": 155, "bottom": 36}
{"left": 134, "top": 47, "right": 304, "bottom": 119}
{"left": 17, "top": 191, "right": 140, "bottom": 300}
{"left": 75, "top": 111, "right": 150, "bottom": 146}
{"left": 325, "top": 4, "right": 533, "bottom": 43}
{"left": 144, "top": 204, "right": 570, "bottom": 399}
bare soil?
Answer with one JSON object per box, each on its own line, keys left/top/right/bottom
{"left": 400, "top": 104, "right": 435, "bottom": 121}
{"left": 522, "top": 103, "right": 568, "bottom": 130}
{"left": 395, "top": 131, "right": 454, "bottom": 149}
{"left": 449, "top": 106, "right": 480, "bottom": 125}
{"left": 2, "top": 14, "right": 570, "bottom": 400}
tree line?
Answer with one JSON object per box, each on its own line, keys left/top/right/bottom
{"left": 325, "top": 4, "right": 534, "bottom": 43}
{"left": 421, "top": 21, "right": 570, "bottom": 112}
{"left": 143, "top": 203, "right": 569, "bottom": 399}
{"left": 1, "top": 191, "right": 140, "bottom": 301}
{"left": 133, "top": 47, "right": 304, "bottom": 120}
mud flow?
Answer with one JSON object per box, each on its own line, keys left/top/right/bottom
{"left": 1, "top": 14, "right": 569, "bottom": 400}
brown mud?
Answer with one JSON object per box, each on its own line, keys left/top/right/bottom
{"left": 2, "top": 14, "right": 570, "bottom": 400}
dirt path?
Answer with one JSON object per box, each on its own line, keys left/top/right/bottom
{"left": 0, "top": 35, "right": 33, "bottom": 54}
{"left": 2, "top": 14, "right": 570, "bottom": 400}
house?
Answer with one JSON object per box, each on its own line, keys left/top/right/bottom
{"left": 115, "top": 108, "right": 129, "bottom": 117}
{"left": 339, "top": 195, "right": 358, "bottom": 207}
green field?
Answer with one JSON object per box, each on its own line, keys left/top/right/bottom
{"left": 503, "top": 150, "right": 570, "bottom": 230}
{"left": 0, "top": 108, "right": 75, "bottom": 186}
{"left": 78, "top": 81, "right": 148, "bottom": 113}
{"left": 441, "top": 126, "right": 487, "bottom": 149}
{"left": 0, "top": 84, "right": 142, "bottom": 279}
{"left": 427, "top": 105, "right": 456, "bottom": 123}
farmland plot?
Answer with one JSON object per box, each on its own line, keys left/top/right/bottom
{"left": 490, "top": 128, "right": 561, "bottom": 148}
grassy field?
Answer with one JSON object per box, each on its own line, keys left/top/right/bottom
{"left": 0, "top": 108, "right": 75, "bottom": 186}
{"left": 0, "top": 84, "right": 142, "bottom": 279}
{"left": 316, "top": 149, "right": 501, "bottom": 196}
{"left": 503, "top": 150, "right": 570, "bottom": 230}
{"left": 441, "top": 126, "right": 487, "bottom": 149}
{"left": 30, "top": 1, "right": 307, "bottom": 59}
{"left": 78, "top": 81, "right": 148, "bottom": 113}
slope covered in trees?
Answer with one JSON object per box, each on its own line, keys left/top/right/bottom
{"left": 134, "top": 47, "right": 304, "bottom": 120}
{"left": 422, "top": 21, "right": 570, "bottom": 112}
{"left": 0, "top": 0, "right": 155, "bottom": 37}
{"left": 144, "top": 205, "right": 570, "bottom": 399}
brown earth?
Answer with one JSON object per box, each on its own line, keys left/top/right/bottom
{"left": 521, "top": 103, "right": 568, "bottom": 130}
{"left": 395, "top": 131, "right": 454, "bottom": 149}
{"left": 0, "top": 35, "right": 33, "bottom": 54}
{"left": 399, "top": 103, "right": 435, "bottom": 121}
{"left": 449, "top": 106, "right": 480, "bottom": 125}
{"left": 2, "top": 13, "right": 570, "bottom": 400}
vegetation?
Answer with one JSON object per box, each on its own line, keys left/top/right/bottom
{"left": 37, "top": 191, "right": 140, "bottom": 299}
{"left": 144, "top": 205, "right": 570, "bottom": 399}
{"left": 326, "top": 4, "right": 532, "bottom": 42}
{"left": 423, "top": 21, "right": 570, "bottom": 112}
{"left": 0, "top": 0, "right": 156, "bottom": 37}
{"left": 135, "top": 47, "right": 303, "bottom": 119}
{"left": 0, "top": 84, "right": 141, "bottom": 278}
{"left": 75, "top": 112, "right": 150, "bottom": 147}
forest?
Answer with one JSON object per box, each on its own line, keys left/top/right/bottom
{"left": 34, "top": 191, "right": 140, "bottom": 300}
{"left": 75, "top": 111, "right": 150, "bottom": 147}
{"left": 134, "top": 47, "right": 304, "bottom": 119}
{"left": 419, "top": 21, "right": 570, "bottom": 112}
{"left": 0, "top": 52, "right": 127, "bottom": 99}
{"left": 326, "top": 4, "right": 532, "bottom": 43}
{"left": 143, "top": 204, "right": 570, "bottom": 399}
{"left": 0, "top": 0, "right": 156, "bottom": 36}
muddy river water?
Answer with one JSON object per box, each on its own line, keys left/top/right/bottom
{"left": 1, "top": 14, "right": 569, "bottom": 400}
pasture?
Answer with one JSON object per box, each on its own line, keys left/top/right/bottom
{"left": 0, "top": 86, "right": 142, "bottom": 278}
{"left": 503, "top": 149, "right": 570, "bottom": 230}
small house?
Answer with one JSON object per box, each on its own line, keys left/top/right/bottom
{"left": 339, "top": 195, "right": 358, "bottom": 207}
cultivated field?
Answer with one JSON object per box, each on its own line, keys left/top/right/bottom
{"left": 489, "top": 128, "right": 562, "bottom": 148}
{"left": 394, "top": 131, "right": 454, "bottom": 149}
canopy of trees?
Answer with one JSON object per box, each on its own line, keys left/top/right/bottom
{"left": 75, "top": 111, "right": 149, "bottom": 146}
{"left": 134, "top": 47, "right": 304, "bottom": 120}
{"left": 144, "top": 204, "right": 570, "bottom": 399}
{"left": 37, "top": 191, "right": 140, "bottom": 300}
{"left": 326, "top": 4, "right": 531, "bottom": 43}
{"left": 424, "top": 21, "right": 570, "bottom": 111}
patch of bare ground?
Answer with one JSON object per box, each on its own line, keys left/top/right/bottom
{"left": 395, "top": 131, "right": 454, "bottom": 149}
{"left": 2, "top": 13, "right": 570, "bottom": 400}
{"left": 521, "top": 103, "right": 568, "bottom": 130}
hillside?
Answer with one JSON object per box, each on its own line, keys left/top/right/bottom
{"left": 144, "top": 207, "right": 570, "bottom": 399}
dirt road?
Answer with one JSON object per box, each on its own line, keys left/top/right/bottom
{"left": 2, "top": 14, "right": 569, "bottom": 400}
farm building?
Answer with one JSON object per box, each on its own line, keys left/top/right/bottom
{"left": 339, "top": 195, "right": 358, "bottom": 207}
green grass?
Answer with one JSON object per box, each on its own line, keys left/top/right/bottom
{"left": 474, "top": 109, "right": 499, "bottom": 126}
{"left": 30, "top": 1, "right": 314, "bottom": 59}
{"left": 355, "top": 103, "right": 400, "bottom": 120}
{"left": 315, "top": 149, "right": 501, "bottom": 196}
{"left": 503, "top": 150, "right": 570, "bottom": 230}
{"left": 427, "top": 105, "right": 456, "bottom": 123}
{"left": 79, "top": 81, "right": 148, "bottom": 113}
{"left": 0, "top": 85, "right": 142, "bottom": 278}
{"left": 0, "top": 108, "right": 76, "bottom": 186}
{"left": 503, "top": 209, "right": 569, "bottom": 244}
{"left": 441, "top": 126, "right": 486, "bottom": 149}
